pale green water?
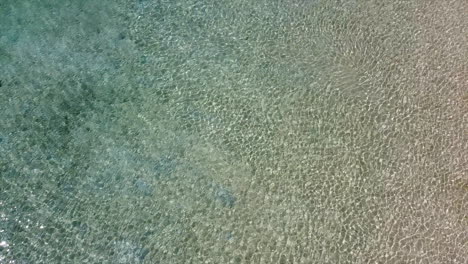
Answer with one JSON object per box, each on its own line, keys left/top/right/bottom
{"left": 1, "top": 0, "right": 467, "bottom": 263}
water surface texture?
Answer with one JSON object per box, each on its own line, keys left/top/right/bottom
{"left": 1, "top": 0, "right": 467, "bottom": 263}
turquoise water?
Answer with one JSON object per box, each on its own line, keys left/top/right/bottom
{"left": 1, "top": 0, "right": 467, "bottom": 263}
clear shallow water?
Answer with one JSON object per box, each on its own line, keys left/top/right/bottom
{"left": 1, "top": 0, "right": 467, "bottom": 263}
